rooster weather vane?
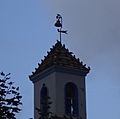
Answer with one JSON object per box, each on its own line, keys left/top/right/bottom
{"left": 54, "top": 14, "right": 67, "bottom": 42}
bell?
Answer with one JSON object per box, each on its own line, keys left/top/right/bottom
{"left": 54, "top": 19, "right": 62, "bottom": 27}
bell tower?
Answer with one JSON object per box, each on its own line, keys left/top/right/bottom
{"left": 29, "top": 40, "right": 90, "bottom": 119}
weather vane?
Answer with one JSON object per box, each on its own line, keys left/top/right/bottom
{"left": 54, "top": 14, "right": 67, "bottom": 42}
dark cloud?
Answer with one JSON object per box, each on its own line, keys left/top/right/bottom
{"left": 43, "top": 0, "right": 120, "bottom": 61}
{"left": 42, "top": 0, "right": 120, "bottom": 119}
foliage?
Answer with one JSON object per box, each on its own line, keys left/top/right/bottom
{"left": 36, "top": 96, "right": 52, "bottom": 119}
{"left": 0, "top": 72, "right": 22, "bottom": 119}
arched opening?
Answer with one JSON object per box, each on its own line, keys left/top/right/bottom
{"left": 40, "top": 84, "right": 48, "bottom": 116}
{"left": 65, "top": 82, "right": 79, "bottom": 116}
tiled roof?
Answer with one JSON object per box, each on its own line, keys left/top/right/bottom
{"left": 29, "top": 40, "right": 90, "bottom": 78}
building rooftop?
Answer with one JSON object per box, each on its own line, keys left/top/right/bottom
{"left": 29, "top": 40, "right": 90, "bottom": 78}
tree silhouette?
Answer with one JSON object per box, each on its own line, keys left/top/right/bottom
{"left": 0, "top": 72, "right": 22, "bottom": 119}
{"left": 36, "top": 95, "right": 52, "bottom": 119}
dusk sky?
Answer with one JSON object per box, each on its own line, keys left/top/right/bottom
{"left": 0, "top": 0, "right": 120, "bottom": 119}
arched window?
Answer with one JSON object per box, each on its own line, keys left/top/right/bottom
{"left": 40, "top": 84, "right": 48, "bottom": 116}
{"left": 65, "top": 82, "right": 79, "bottom": 116}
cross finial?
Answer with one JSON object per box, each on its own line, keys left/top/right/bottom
{"left": 54, "top": 14, "right": 67, "bottom": 42}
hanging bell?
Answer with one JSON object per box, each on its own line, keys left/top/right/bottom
{"left": 54, "top": 19, "right": 62, "bottom": 27}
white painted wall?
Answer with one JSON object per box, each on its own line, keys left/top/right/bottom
{"left": 34, "top": 70, "right": 87, "bottom": 119}
{"left": 55, "top": 72, "right": 86, "bottom": 119}
{"left": 34, "top": 72, "right": 56, "bottom": 119}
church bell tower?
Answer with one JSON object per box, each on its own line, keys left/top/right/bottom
{"left": 29, "top": 15, "right": 90, "bottom": 119}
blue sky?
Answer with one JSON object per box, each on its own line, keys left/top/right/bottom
{"left": 0, "top": 0, "right": 120, "bottom": 119}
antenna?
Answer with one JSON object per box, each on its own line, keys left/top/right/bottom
{"left": 54, "top": 14, "right": 67, "bottom": 42}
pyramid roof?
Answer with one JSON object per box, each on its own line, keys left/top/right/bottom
{"left": 29, "top": 40, "right": 90, "bottom": 78}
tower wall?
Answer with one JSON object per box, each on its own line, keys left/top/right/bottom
{"left": 55, "top": 72, "right": 86, "bottom": 119}
{"left": 34, "top": 72, "right": 56, "bottom": 119}
{"left": 33, "top": 68, "right": 87, "bottom": 119}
